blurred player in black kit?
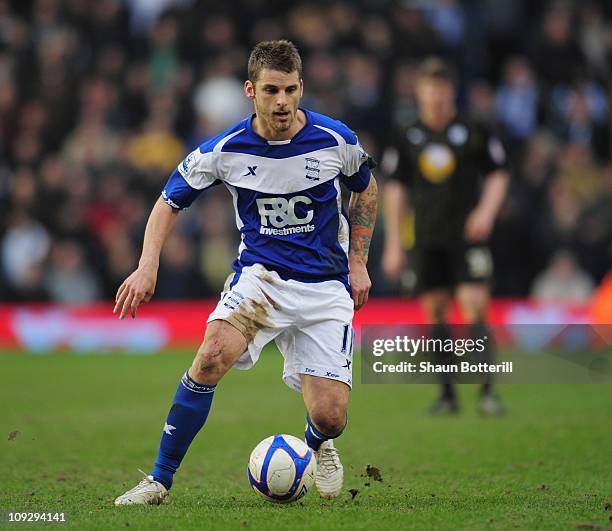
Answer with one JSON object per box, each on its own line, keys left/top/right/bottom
{"left": 382, "top": 58, "right": 510, "bottom": 415}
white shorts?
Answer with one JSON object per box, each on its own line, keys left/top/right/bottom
{"left": 207, "top": 264, "right": 355, "bottom": 392}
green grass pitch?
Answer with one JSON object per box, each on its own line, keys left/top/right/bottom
{"left": 1, "top": 350, "right": 611, "bottom": 530}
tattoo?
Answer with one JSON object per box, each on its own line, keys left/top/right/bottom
{"left": 349, "top": 177, "right": 378, "bottom": 259}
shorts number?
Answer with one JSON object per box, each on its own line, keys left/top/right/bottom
{"left": 466, "top": 248, "right": 493, "bottom": 278}
{"left": 340, "top": 325, "right": 354, "bottom": 354}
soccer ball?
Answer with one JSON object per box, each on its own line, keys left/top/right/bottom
{"left": 247, "top": 434, "right": 317, "bottom": 503}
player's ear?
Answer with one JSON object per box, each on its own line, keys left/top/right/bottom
{"left": 300, "top": 79, "right": 304, "bottom": 98}
{"left": 244, "top": 80, "right": 255, "bottom": 100}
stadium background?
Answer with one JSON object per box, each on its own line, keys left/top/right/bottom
{"left": 0, "top": 0, "right": 611, "bottom": 310}
{"left": 1, "top": 3, "right": 611, "bottom": 529}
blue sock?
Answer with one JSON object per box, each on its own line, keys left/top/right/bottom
{"left": 305, "top": 415, "right": 342, "bottom": 451}
{"left": 151, "top": 371, "right": 216, "bottom": 489}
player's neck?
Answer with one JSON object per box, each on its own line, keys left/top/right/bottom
{"left": 253, "top": 109, "right": 307, "bottom": 142}
{"left": 420, "top": 110, "right": 455, "bottom": 131}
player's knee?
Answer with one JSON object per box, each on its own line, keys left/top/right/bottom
{"left": 192, "top": 338, "right": 232, "bottom": 383}
{"left": 310, "top": 408, "right": 347, "bottom": 437}
{"left": 465, "top": 306, "right": 486, "bottom": 325}
{"left": 432, "top": 304, "right": 447, "bottom": 324}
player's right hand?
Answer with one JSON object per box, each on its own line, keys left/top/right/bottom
{"left": 113, "top": 265, "right": 158, "bottom": 319}
{"left": 382, "top": 245, "right": 406, "bottom": 281}
{"left": 464, "top": 206, "right": 494, "bottom": 243}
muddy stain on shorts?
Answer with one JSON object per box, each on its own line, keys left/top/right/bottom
{"left": 262, "top": 291, "right": 281, "bottom": 311}
{"left": 255, "top": 269, "right": 282, "bottom": 311}
{"left": 226, "top": 297, "right": 274, "bottom": 345}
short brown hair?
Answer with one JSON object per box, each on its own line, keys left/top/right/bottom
{"left": 248, "top": 40, "right": 303, "bottom": 83}
{"left": 418, "top": 57, "right": 456, "bottom": 83}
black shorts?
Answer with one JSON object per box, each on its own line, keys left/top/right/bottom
{"left": 414, "top": 243, "right": 493, "bottom": 293}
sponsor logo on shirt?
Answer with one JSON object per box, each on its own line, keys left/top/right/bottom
{"left": 256, "top": 196, "right": 315, "bottom": 236}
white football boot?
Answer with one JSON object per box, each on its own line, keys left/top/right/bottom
{"left": 314, "top": 440, "right": 344, "bottom": 499}
{"left": 114, "top": 471, "right": 168, "bottom": 506}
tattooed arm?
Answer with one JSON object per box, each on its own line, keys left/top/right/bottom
{"left": 348, "top": 175, "right": 378, "bottom": 310}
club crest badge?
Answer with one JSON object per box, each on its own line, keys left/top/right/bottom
{"left": 305, "top": 157, "right": 320, "bottom": 181}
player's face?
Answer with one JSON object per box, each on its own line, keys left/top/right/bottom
{"left": 245, "top": 69, "right": 303, "bottom": 137}
{"left": 416, "top": 77, "right": 456, "bottom": 121}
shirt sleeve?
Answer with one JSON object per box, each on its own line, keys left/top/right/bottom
{"left": 341, "top": 133, "right": 376, "bottom": 193}
{"left": 161, "top": 147, "right": 220, "bottom": 210}
{"left": 475, "top": 125, "right": 508, "bottom": 176}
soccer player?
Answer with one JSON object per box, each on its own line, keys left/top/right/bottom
{"left": 382, "top": 58, "right": 509, "bottom": 415}
{"left": 113, "top": 40, "right": 377, "bottom": 505}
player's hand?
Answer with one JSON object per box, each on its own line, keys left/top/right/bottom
{"left": 349, "top": 259, "right": 371, "bottom": 311}
{"left": 113, "top": 263, "right": 158, "bottom": 319}
{"left": 464, "top": 207, "right": 494, "bottom": 243}
{"left": 382, "top": 245, "right": 406, "bottom": 281}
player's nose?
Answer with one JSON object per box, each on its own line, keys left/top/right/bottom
{"left": 276, "top": 90, "right": 289, "bottom": 106}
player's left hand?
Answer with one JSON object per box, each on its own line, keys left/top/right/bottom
{"left": 464, "top": 207, "right": 494, "bottom": 243}
{"left": 349, "top": 259, "right": 371, "bottom": 311}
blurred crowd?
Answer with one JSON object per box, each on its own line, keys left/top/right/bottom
{"left": 0, "top": 0, "right": 611, "bottom": 304}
